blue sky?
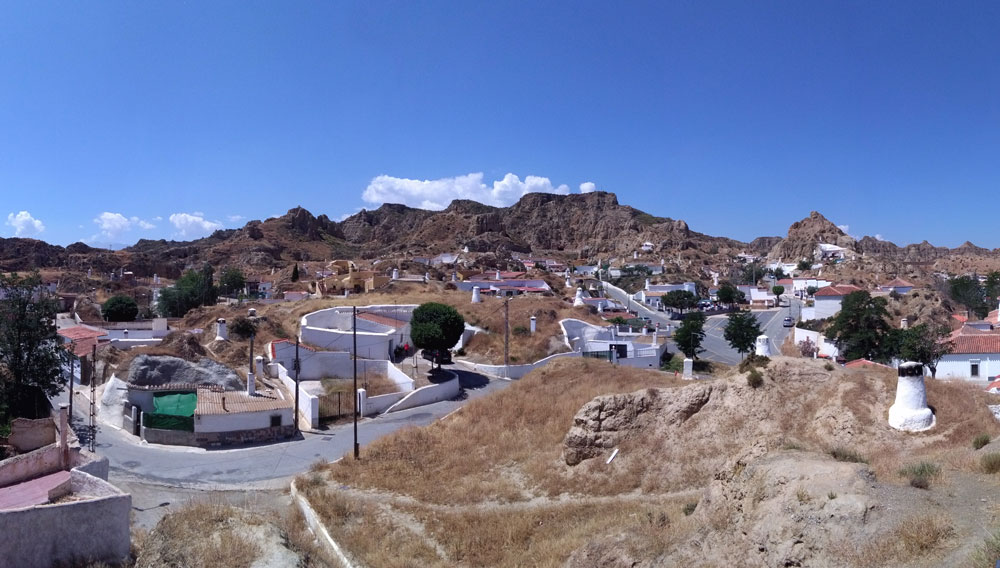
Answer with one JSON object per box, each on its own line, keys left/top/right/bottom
{"left": 2, "top": 2, "right": 999, "bottom": 248}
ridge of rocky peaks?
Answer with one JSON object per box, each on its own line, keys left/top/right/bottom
{"left": 767, "top": 211, "right": 855, "bottom": 261}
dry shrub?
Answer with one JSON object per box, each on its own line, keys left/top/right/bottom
{"left": 898, "top": 461, "right": 940, "bottom": 489}
{"left": 135, "top": 500, "right": 263, "bottom": 568}
{"left": 324, "top": 358, "right": 684, "bottom": 505}
{"left": 981, "top": 452, "right": 1000, "bottom": 474}
{"left": 973, "top": 433, "right": 991, "bottom": 450}
{"left": 829, "top": 446, "right": 868, "bottom": 464}
{"left": 968, "top": 527, "right": 1000, "bottom": 568}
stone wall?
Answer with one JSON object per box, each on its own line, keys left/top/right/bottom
{"left": 7, "top": 418, "right": 56, "bottom": 452}
{"left": 140, "top": 424, "right": 295, "bottom": 447}
{"left": 141, "top": 426, "right": 197, "bottom": 447}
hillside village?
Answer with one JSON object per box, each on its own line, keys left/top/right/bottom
{"left": 6, "top": 196, "right": 1000, "bottom": 566}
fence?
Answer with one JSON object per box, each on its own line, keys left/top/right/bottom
{"left": 582, "top": 350, "right": 613, "bottom": 361}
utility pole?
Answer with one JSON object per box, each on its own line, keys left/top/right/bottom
{"left": 353, "top": 305, "right": 359, "bottom": 459}
{"left": 67, "top": 348, "right": 74, "bottom": 427}
{"left": 294, "top": 335, "right": 301, "bottom": 435}
{"left": 503, "top": 296, "right": 509, "bottom": 378}
{"left": 89, "top": 344, "right": 96, "bottom": 453}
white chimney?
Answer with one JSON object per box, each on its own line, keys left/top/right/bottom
{"left": 888, "top": 362, "right": 935, "bottom": 431}
{"left": 256, "top": 355, "right": 265, "bottom": 380}
{"left": 573, "top": 287, "right": 586, "bottom": 307}
{"left": 633, "top": 251, "right": 638, "bottom": 259}
{"left": 392, "top": 268, "right": 399, "bottom": 280}
{"left": 471, "top": 286, "right": 482, "bottom": 303}
{"left": 754, "top": 335, "right": 771, "bottom": 357}
{"left": 645, "top": 278, "right": 651, "bottom": 290}
{"left": 529, "top": 316, "right": 536, "bottom": 334}
{"left": 901, "top": 317, "right": 909, "bottom": 330}
{"left": 452, "top": 272, "right": 457, "bottom": 282}
{"left": 565, "top": 276, "right": 572, "bottom": 288}
{"left": 216, "top": 318, "right": 228, "bottom": 341}
{"left": 247, "top": 370, "right": 256, "bottom": 396}
{"left": 495, "top": 269, "right": 501, "bottom": 280}
{"left": 248, "top": 308, "right": 257, "bottom": 317}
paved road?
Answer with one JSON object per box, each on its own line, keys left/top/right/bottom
{"left": 58, "top": 368, "right": 508, "bottom": 489}
{"left": 602, "top": 282, "right": 799, "bottom": 365}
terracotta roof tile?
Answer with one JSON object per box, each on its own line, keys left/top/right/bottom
{"left": 814, "top": 284, "right": 864, "bottom": 297}
{"left": 884, "top": 278, "right": 914, "bottom": 288}
{"left": 950, "top": 334, "right": 1000, "bottom": 354}
{"left": 196, "top": 388, "right": 292, "bottom": 415}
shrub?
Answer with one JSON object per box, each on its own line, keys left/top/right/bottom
{"left": 229, "top": 316, "right": 258, "bottom": 340}
{"left": 738, "top": 354, "right": 770, "bottom": 373}
{"left": 829, "top": 446, "right": 868, "bottom": 464}
{"left": 682, "top": 502, "right": 697, "bottom": 516}
{"left": 512, "top": 325, "right": 530, "bottom": 336}
{"left": 747, "top": 369, "right": 764, "bottom": 389}
{"left": 969, "top": 527, "right": 1000, "bottom": 567}
{"left": 827, "top": 491, "right": 837, "bottom": 500}
{"left": 102, "top": 294, "right": 139, "bottom": 322}
{"left": 981, "top": 452, "right": 1000, "bottom": 474}
{"left": 797, "top": 337, "right": 817, "bottom": 357}
{"left": 899, "top": 462, "right": 940, "bottom": 489}
{"left": 823, "top": 361, "right": 835, "bottom": 371}
{"left": 973, "top": 433, "right": 991, "bottom": 450}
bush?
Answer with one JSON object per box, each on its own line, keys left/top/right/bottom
{"left": 102, "top": 294, "right": 138, "bottom": 322}
{"left": 512, "top": 325, "right": 530, "bottom": 336}
{"left": 823, "top": 361, "right": 835, "bottom": 371}
{"left": 829, "top": 446, "right": 868, "bottom": 464}
{"left": 229, "top": 316, "right": 259, "bottom": 340}
{"left": 973, "top": 434, "right": 991, "bottom": 450}
{"left": 661, "top": 353, "right": 684, "bottom": 373}
{"left": 682, "top": 502, "right": 697, "bottom": 516}
{"left": 981, "top": 452, "right": 1000, "bottom": 474}
{"left": 797, "top": 337, "right": 818, "bottom": 358}
{"left": 747, "top": 369, "right": 764, "bottom": 389}
{"left": 738, "top": 354, "right": 770, "bottom": 373}
{"left": 899, "top": 462, "right": 940, "bottom": 489}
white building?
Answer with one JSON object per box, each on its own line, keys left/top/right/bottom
{"left": 815, "top": 243, "right": 853, "bottom": 261}
{"left": 812, "top": 284, "right": 863, "bottom": 320}
{"left": 935, "top": 333, "right": 1000, "bottom": 380}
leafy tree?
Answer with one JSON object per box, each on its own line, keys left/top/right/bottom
{"left": 662, "top": 290, "right": 699, "bottom": 313}
{"left": 771, "top": 285, "right": 785, "bottom": 305}
{"left": 0, "top": 272, "right": 63, "bottom": 419}
{"left": 986, "top": 271, "right": 1000, "bottom": 308}
{"left": 291, "top": 264, "right": 300, "bottom": 282}
{"left": 229, "top": 315, "right": 259, "bottom": 340}
{"left": 806, "top": 286, "right": 819, "bottom": 297}
{"left": 157, "top": 264, "right": 218, "bottom": 317}
{"left": 102, "top": 294, "right": 138, "bottom": 322}
{"left": 219, "top": 266, "right": 246, "bottom": 296}
{"left": 826, "top": 291, "right": 892, "bottom": 362}
{"left": 949, "top": 275, "right": 988, "bottom": 319}
{"left": 797, "top": 259, "right": 812, "bottom": 272}
{"left": 798, "top": 337, "right": 818, "bottom": 357}
{"left": 771, "top": 267, "right": 787, "bottom": 281}
{"left": 716, "top": 282, "right": 745, "bottom": 307}
{"left": 673, "top": 312, "right": 706, "bottom": 359}
{"left": 741, "top": 262, "right": 765, "bottom": 285}
{"left": 723, "top": 310, "right": 763, "bottom": 358}
{"left": 898, "top": 323, "right": 952, "bottom": 378}
{"left": 410, "top": 303, "right": 465, "bottom": 367}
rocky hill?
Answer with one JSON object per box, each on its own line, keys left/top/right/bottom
{"left": 766, "top": 210, "right": 856, "bottom": 261}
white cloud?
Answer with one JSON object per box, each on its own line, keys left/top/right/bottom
{"left": 227, "top": 215, "right": 245, "bottom": 223}
{"left": 92, "top": 212, "right": 156, "bottom": 238}
{"left": 874, "top": 234, "right": 886, "bottom": 241}
{"left": 169, "top": 213, "right": 223, "bottom": 238}
{"left": 362, "top": 172, "right": 589, "bottom": 210}
{"left": 6, "top": 211, "right": 45, "bottom": 236}
{"left": 837, "top": 224, "right": 849, "bottom": 233}
{"left": 137, "top": 220, "right": 155, "bottom": 230}
{"left": 152, "top": 216, "right": 163, "bottom": 221}
{"left": 579, "top": 181, "right": 596, "bottom": 193}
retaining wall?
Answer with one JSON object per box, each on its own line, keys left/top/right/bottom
{"left": 384, "top": 377, "right": 462, "bottom": 413}
{"left": 460, "top": 351, "right": 582, "bottom": 379}
{"left": 274, "top": 363, "right": 320, "bottom": 430}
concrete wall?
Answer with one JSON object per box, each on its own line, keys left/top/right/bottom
{"left": 0, "top": 444, "right": 62, "bottom": 488}
{"left": 7, "top": 418, "right": 56, "bottom": 452}
{"left": 385, "top": 376, "right": 462, "bottom": 413}
{"left": 108, "top": 338, "right": 163, "bottom": 350}
{"left": 141, "top": 425, "right": 197, "bottom": 446}
{"left": 460, "top": 351, "right": 582, "bottom": 379}
{"left": 361, "top": 391, "right": 408, "bottom": 416}
{"left": 814, "top": 296, "right": 843, "bottom": 320}
{"left": 269, "top": 343, "right": 414, "bottom": 391}
{"left": 195, "top": 407, "right": 293, "bottom": 433}
{"left": 0, "top": 470, "right": 131, "bottom": 568}
{"left": 274, "top": 363, "right": 320, "bottom": 429}
{"left": 936, "top": 353, "right": 1000, "bottom": 380}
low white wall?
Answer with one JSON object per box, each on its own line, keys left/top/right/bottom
{"left": 937, "top": 353, "right": 1000, "bottom": 380}
{"left": 0, "top": 470, "right": 131, "bottom": 568}
{"left": 0, "top": 444, "right": 62, "bottom": 488}
{"left": 301, "top": 326, "right": 396, "bottom": 359}
{"left": 460, "top": 351, "right": 582, "bottom": 379}
{"left": 269, "top": 343, "right": 414, "bottom": 391}
{"left": 274, "top": 363, "right": 320, "bottom": 429}
{"left": 362, "top": 391, "right": 408, "bottom": 416}
{"left": 385, "top": 376, "right": 462, "bottom": 413}
{"left": 108, "top": 338, "right": 162, "bottom": 350}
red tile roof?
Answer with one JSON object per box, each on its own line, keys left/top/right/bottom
{"left": 777, "top": 279, "right": 794, "bottom": 286}
{"left": 950, "top": 334, "right": 1000, "bottom": 354}
{"left": 196, "top": 387, "right": 292, "bottom": 415}
{"left": 814, "top": 284, "right": 864, "bottom": 297}
{"left": 844, "top": 359, "right": 892, "bottom": 369}
{"left": 58, "top": 326, "right": 109, "bottom": 357}
{"left": 986, "top": 379, "right": 1000, "bottom": 392}
{"left": 952, "top": 313, "right": 969, "bottom": 323}
{"left": 883, "top": 278, "right": 914, "bottom": 288}
{"left": 356, "top": 312, "right": 408, "bottom": 329}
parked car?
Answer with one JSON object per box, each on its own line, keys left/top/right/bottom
{"left": 421, "top": 348, "right": 452, "bottom": 365}
{"left": 783, "top": 317, "right": 795, "bottom": 327}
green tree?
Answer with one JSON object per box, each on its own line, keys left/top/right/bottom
{"left": 228, "top": 315, "right": 259, "bottom": 340}
{"left": 662, "top": 290, "right": 699, "bottom": 313}
{"left": 157, "top": 265, "right": 218, "bottom": 317}
{"left": 0, "top": 271, "right": 64, "bottom": 420}
{"left": 410, "top": 303, "right": 465, "bottom": 367}
{"left": 716, "top": 282, "right": 745, "bottom": 307}
{"left": 797, "top": 259, "right": 812, "bottom": 272}
{"left": 219, "top": 266, "right": 246, "bottom": 296}
{"left": 949, "top": 275, "right": 988, "bottom": 319}
{"left": 806, "top": 286, "right": 818, "bottom": 297}
{"left": 741, "top": 262, "right": 765, "bottom": 285}
{"left": 771, "top": 267, "right": 787, "bottom": 281}
{"left": 723, "top": 310, "right": 763, "bottom": 358}
{"left": 291, "top": 264, "right": 300, "bottom": 282}
{"left": 898, "top": 323, "right": 952, "bottom": 378}
{"left": 826, "top": 291, "right": 892, "bottom": 362}
{"left": 771, "top": 285, "right": 785, "bottom": 306}
{"left": 102, "top": 294, "right": 138, "bottom": 322}
{"left": 673, "top": 312, "right": 706, "bottom": 359}
{"left": 986, "top": 271, "right": 1000, "bottom": 308}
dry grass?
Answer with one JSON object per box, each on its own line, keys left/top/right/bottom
{"left": 837, "top": 512, "right": 954, "bottom": 567}
{"left": 135, "top": 500, "right": 263, "bottom": 568}
{"left": 322, "top": 358, "right": 683, "bottom": 505}
{"left": 319, "top": 372, "right": 397, "bottom": 420}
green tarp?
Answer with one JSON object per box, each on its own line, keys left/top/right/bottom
{"left": 144, "top": 392, "right": 196, "bottom": 432}
{"left": 153, "top": 392, "right": 197, "bottom": 416}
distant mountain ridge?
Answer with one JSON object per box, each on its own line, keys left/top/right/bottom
{"left": 1, "top": 192, "right": 998, "bottom": 276}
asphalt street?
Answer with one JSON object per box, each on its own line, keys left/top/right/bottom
{"left": 602, "top": 282, "right": 799, "bottom": 365}
{"left": 58, "top": 368, "right": 509, "bottom": 489}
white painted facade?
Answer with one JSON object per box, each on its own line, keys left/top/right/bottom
{"left": 813, "top": 295, "right": 845, "bottom": 320}
{"left": 194, "top": 407, "right": 293, "bottom": 433}
{"left": 935, "top": 353, "right": 1000, "bottom": 381}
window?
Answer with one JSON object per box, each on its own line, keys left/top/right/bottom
{"left": 270, "top": 415, "right": 282, "bottom": 427}
{"left": 971, "top": 361, "right": 981, "bottom": 378}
